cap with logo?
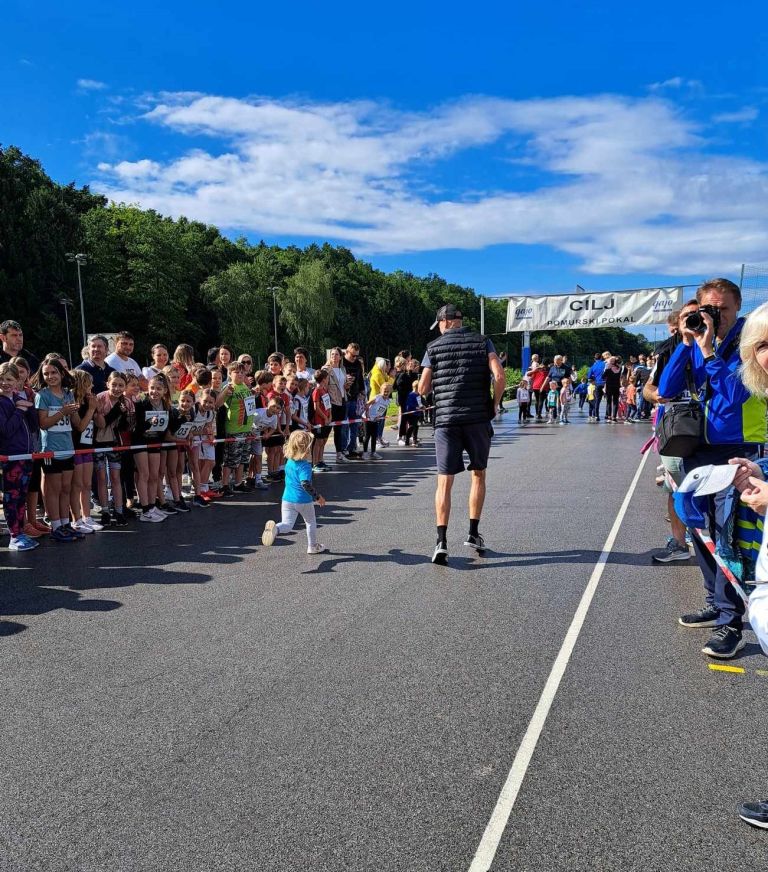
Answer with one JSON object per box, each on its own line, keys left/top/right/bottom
{"left": 430, "top": 304, "right": 463, "bottom": 330}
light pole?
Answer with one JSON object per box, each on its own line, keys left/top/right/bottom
{"left": 66, "top": 253, "right": 88, "bottom": 346}
{"left": 267, "top": 285, "right": 280, "bottom": 352}
{"left": 59, "top": 298, "right": 74, "bottom": 367}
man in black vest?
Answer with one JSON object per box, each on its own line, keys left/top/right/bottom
{"left": 418, "top": 304, "right": 506, "bottom": 565}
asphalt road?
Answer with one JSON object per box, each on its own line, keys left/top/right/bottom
{"left": 2, "top": 408, "right": 767, "bottom": 871}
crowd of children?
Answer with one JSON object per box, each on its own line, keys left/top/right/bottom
{"left": 0, "top": 336, "right": 428, "bottom": 553}
{"left": 516, "top": 352, "right": 658, "bottom": 427}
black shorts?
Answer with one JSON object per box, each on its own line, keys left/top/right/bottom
{"left": 43, "top": 457, "right": 75, "bottom": 474}
{"left": 434, "top": 421, "right": 492, "bottom": 475}
{"left": 263, "top": 434, "right": 285, "bottom": 448}
{"left": 312, "top": 424, "right": 332, "bottom": 440}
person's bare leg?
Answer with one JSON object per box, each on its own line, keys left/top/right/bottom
{"left": 435, "top": 474, "right": 454, "bottom": 527}
{"left": 468, "top": 469, "right": 486, "bottom": 520}
{"left": 669, "top": 493, "right": 687, "bottom": 546}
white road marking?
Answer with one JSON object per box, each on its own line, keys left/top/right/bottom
{"left": 468, "top": 449, "right": 650, "bottom": 872}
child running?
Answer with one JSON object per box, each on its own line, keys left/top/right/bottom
{"left": 261, "top": 430, "right": 327, "bottom": 554}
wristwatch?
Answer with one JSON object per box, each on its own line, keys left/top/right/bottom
{"left": 704, "top": 353, "right": 716, "bottom": 363}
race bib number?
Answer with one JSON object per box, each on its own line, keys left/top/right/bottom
{"left": 244, "top": 395, "right": 257, "bottom": 417}
{"left": 48, "top": 406, "right": 72, "bottom": 433}
{"left": 416, "top": 396, "right": 423, "bottom": 408}
{"left": 321, "top": 394, "right": 332, "bottom": 411}
{"left": 174, "top": 422, "right": 194, "bottom": 440}
{"left": 80, "top": 419, "right": 94, "bottom": 445}
{"left": 370, "top": 400, "right": 388, "bottom": 419}
{"left": 145, "top": 410, "right": 169, "bottom": 433}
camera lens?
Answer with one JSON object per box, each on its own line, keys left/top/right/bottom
{"left": 685, "top": 312, "right": 704, "bottom": 331}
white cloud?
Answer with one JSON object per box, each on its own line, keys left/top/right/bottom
{"left": 92, "top": 91, "right": 768, "bottom": 275}
{"left": 712, "top": 106, "right": 759, "bottom": 124}
{"left": 77, "top": 78, "right": 108, "bottom": 92}
{"left": 648, "top": 77, "right": 702, "bottom": 92}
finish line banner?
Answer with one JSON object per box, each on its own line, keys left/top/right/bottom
{"left": 505, "top": 287, "right": 683, "bottom": 332}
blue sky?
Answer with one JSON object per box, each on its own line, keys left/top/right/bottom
{"left": 3, "top": 0, "right": 767, "bottom": 301}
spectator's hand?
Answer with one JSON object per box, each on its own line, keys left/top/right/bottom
{"left": 692, "top": 310, "right": 715, "bottom": 357}
{"left": 741, "top": 476, "right": 768, "bottom": 516}
{"left": 317, "top": 495, "right": 326, "bottom": 507}
{"left": 728, "top": 458, "right": 764, "bottom": 492}
{"left": 63, "top": 402, "right": 79, "bottom": 416}
{"left": 87, "top": 393, "right": 99, "bottom": 410}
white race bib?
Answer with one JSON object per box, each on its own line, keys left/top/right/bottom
{"left": 321, "top": 394, "right": 332, "bottom": 411}
{"left": 244, "top": 395, "right": 257, "bottom": 417}
{"left": 145, "top": 410, "right": 169, "bottom": 433}
{"left": 80, "top": 419, "right": 94, "bottom": 445}
{"left": 174, "top": 422, "right": 194, "bottom": 439}
{"left": 48, "top": 406, "right": 72, "bottom": 433}
{"left": 370, "top": 400, "right": 388, "bottom": 419}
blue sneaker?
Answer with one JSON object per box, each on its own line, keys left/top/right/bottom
{"left": 62, "top": 523, "right": 86, "bottom": 540}
{"left": 51, "top": 527, "right": 76, "bottom": 542}
{"left": 9, "top": 534, "right": 39, "bottom": 551}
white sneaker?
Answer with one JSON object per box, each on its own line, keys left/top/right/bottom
{"left": 370, "top": 452, "right": 382, "bottom": 460}
{"left": 82, "top": 517, "right": 104, "bottom": 531}
{"left": 335, "top": 452, "right": 349, "bottom": 464}
{"left": 152, "top": 505, "right": 173, "bottom": 517}
{"left": 72, "top": 519, "right": 95, "bottom": 534}
{"left": 377, "top": 439, "right": 389, "bottom": 447}
{"left": 397, "top": 438, "right": 406, "bottom": 446}
{"left": 262, "top": 520, "right": 277, "bottom": 546}
{"left": 140, "top": 510, "right": 164, "bottom": 523}
{"left": 307, "top": 543, "right": 327, "bottom": 554}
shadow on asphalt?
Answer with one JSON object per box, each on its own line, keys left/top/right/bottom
{"left": 0, "top": 423, "right": 527, "bottom": 636}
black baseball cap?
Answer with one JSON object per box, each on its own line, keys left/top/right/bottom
{"left": 430, "top": 304, "right": 463, "bottom": 330}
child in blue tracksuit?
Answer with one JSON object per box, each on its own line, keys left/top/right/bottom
{"left": 574, "top": 377, "right": 588, "bottom": 412}
{"left": 261, "top": 430, "right": 327, "bottom": 554}
{"left": 405, "top": 381, "right": 424, "bottom": 446}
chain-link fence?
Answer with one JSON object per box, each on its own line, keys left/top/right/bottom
{"left": 740, "top": 263, "right": 768, "bottom": 315}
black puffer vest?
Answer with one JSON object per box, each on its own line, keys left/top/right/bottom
{"left": 427, "top": 327, "right": 492, "bottom": 427}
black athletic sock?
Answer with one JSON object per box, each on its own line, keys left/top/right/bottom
{"left": 469, "top": 518, "right": 480, "bottom": 538}
{"left": 436, "top": 525, "right": 447, "bottom": 546}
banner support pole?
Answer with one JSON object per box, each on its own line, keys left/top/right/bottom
{"left": 522, "top": 331, "right": 531, "bottom": 372}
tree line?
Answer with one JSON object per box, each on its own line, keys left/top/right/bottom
{"left": 0, "top": 144, "right": 651, "bottom": 369}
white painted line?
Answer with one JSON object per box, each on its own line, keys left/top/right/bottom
{"left": 468, "top": 449, "right": 650, "bottom": 872}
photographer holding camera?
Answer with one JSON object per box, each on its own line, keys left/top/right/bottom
{"left": 658, "top": 278, "right": 768, "bottom": 658}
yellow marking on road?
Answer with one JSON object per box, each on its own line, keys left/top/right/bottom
{"left": 756, "top": 669, "right": 768, "bottom": 678}
{"left": 708, "top": 664, "right": 745, "bottom": 674}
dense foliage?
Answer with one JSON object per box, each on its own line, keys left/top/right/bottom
{"left": 0, "top": 144, "right": 651, "bottom": 369}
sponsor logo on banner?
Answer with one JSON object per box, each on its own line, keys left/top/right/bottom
{"left": 505, "top": 287, "right": 683, "bottom": 332}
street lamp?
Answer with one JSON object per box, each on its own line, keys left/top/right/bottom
{"left": 66, "top": 253, "right": 88, "bottom": 346}
{"left": 58, "top": 298, "right": 74, "bottom": 367}
{"left": 267, "top": 285, "right": 280, "bottom": 353}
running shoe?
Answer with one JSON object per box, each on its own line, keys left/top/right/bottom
{"left": 83, "top": 517, "right": 104, "bottom": 531}
{"left": 71, "top": 519, "right": 95, "bottom": 534}
{"left": 335, "top": 453, "right": 349, "bottom": 464}
{"left": 262, "top": 520, "right": 277, "bottom": 546}
{"left": 397, "top": 439, "right": 406, "bottom": 446}
{"left": 312, "top": 465, "right": 324, "bottom": 473}
{"left": 701, "top": 626, "right": 745, "bottom": 659}
{"left": 678, "top": 605, "right": 720, "bottom": 628}
{"left": 112, "top": 511, "right": 129, "bottom": 527}
{"left": 62, "top": 523, "right": 86, "bottom": 540}
{"left": 149, "top": 507, "right": 168, "bottom": 522}
{"left": 253, "top": 480, "right": 270, "bottom": 490}
{"left": 432, "top": 542, "right": 448, "bottom": 565}
{"left": 307, "top": 543, "right": 328, "bottom": 554}
{"left": 9, "top": 534, "right": 39, "bottom": 551}
{"left": 739, "top": 800, "right": 768, "bottom": 829}
{"left": 192, "top": 495, "right": 211, "bottom": 508}
{"left": 652, "top": 537, "right": 691, "bottom": 563}
{"left": 369, "top": 452, "right": 382, "bottom": 460}
{"left": 156, "top": 502, "right": 178, "bottom": 516}
{"left": 174, "top": 499, "right": 191, "bottom": 513}
{"left": 100, "top": 510, "right": 112, "bottom": 528}
{"left": 33, "top": 520, "right": 52, "bottom": 534}
{"left": 464, "top": 533, "right": 486, "bottom": 553}
{"left": 50, "top": 527, "right": 77, "bottom": 542}
{"left": 140, "top": 509, "right": 164, "bottom": 523}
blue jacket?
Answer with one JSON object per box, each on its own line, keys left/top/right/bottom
{"left": 0, "top": 395, "right": 38, "bottom": 456}
{"left": 657, "top": 316, "right": 767, "bottom": 446}
{"left": 587, "top": 359, "right": 606, "bottom": 386}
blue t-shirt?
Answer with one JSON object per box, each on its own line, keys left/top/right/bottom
{"left": 35, "top": 387, "right": 76, "bottom": 456}
{"left": 282, "top": 458, "right": 313, "bottom": 504}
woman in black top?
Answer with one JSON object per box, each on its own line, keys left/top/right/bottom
{"left": 603, "top": 357, "right": 622, "bottom": 423}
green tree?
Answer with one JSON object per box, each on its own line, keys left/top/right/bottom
{"left": 278, "top": 260, "right": 336, "bottom": 357}
{"left": 201, "top": 261, "right": 272, "bottom": 359}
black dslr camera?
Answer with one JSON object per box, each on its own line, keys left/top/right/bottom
{"left": 685, "top": 304, "right": 721, "bottom": 335}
